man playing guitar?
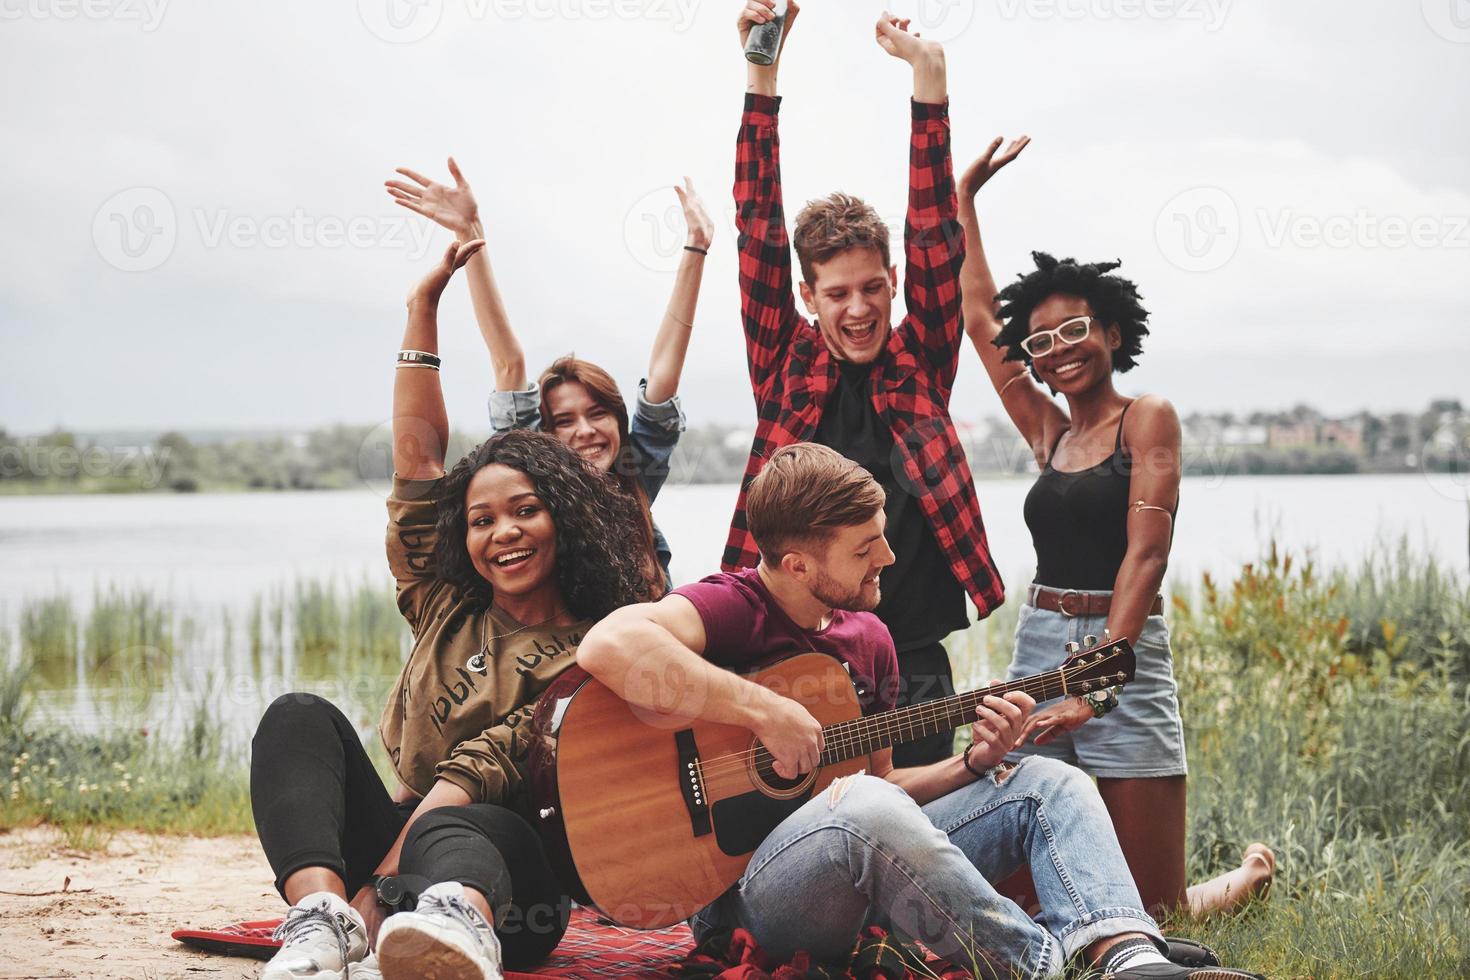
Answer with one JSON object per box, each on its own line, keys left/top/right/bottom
{"left": 576, "top": 443, "right": 1261, "bottom": 979}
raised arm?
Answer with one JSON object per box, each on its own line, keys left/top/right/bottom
{"left": 387, "top": 159, "right": 527, "bottom": 392}
{"left": 957, "top": 139, "right": 1068, "bottom": 461}
{"left": 643, "top": 178, "right": 714, "bottom": 403}
{"left": 392, "top": 239, "right": 484, "bottom": 481}
{"left": 875, "top": 17, "right": 965, "bottom": 390}
{"left": 734, "top": 0, "right": 803, "bottom": 393}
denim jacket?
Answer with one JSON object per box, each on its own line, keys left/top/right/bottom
{"left": 488, "top": 380, "right": 685, "bottom": 582}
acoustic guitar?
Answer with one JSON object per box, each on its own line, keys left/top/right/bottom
{"left": 526, "top": 637, "right": 1134, "bottom": 929}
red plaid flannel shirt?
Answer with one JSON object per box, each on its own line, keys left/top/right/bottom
{"left": 721, "top": 94, "right": 1005, "bottom": 619}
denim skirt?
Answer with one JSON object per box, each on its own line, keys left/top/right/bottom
{"left": 1003, "top": 593, "right": 1188, "bottom": 779}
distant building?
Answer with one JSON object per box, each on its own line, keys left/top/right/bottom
{"left": 1268, "top": 420, "right": 1318, "bottom": 449}
{"left": 1319, "top": 417, "right": 1364, "bottom": 453}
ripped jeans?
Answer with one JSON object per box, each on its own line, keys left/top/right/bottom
{"left": 689, "top": 759, "right": 1161, "bottom": 979}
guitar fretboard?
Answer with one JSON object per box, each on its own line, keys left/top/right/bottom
{"left": 816, "top": 661, "right": 1105, "bottom": 766}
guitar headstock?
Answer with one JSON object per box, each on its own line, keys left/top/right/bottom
{"left": 1060, "top": 637, "right": 1135, "bottom": 693}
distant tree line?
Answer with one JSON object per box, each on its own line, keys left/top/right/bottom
{"left": 2, "top": 399, "right": 1465, "bottom": 494}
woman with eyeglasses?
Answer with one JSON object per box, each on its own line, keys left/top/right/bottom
{"left": 955, "top": 138, "right": 1273, "bottom": 918}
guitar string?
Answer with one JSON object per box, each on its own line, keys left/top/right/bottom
{"left": 691, "top": 657, "right": 1124, "bottom": 782}
{"left": 694, "top": 657, "right": 1130, "bottom": 782}
{"left": 694, "top": 671, "right": 1072, "bottom": 784}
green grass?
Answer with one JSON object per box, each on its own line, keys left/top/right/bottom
{"left": 1, "top": 577, "right": 407, "bottom": 846}
{"left": 952, "top": 543, "right": 1469, "bottom": 978}
{"left": 3, "top": 548, "right": 1469, "bottom": 976}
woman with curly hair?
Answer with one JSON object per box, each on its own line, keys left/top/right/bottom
{"left": 385, "top": 159, "right": 714, "bottom": 592}
{"left": 955, "top": 139, "right": 1273, "bottom": 919}
{"left": 249, "top": 240, "right": 651, "bottom": 980}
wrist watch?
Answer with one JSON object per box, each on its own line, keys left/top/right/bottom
{"left": 373, "top": 875, "right": 418, "bottom": 912}
{"left": 1081, "top": 686, "right": 1120, "bottom": 719}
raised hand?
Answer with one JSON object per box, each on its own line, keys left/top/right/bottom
{"left": 738, "top": 0, "right": 799, "bottom": 58}
{"left": 675, "top": 177, "right": 714, "bottom": 251}
{"left": 386, "top": 157, "right": 480, "bottom": 237}
{"left": 874, "top": 11, "right": 942, "bottom": 64}
{"left": 411, "top": 239, "right": 486, "bottom": 306}
{"left": 959, "top": 137, "right": 1031, "bottom": 202}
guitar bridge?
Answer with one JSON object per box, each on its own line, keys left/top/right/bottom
{"left": 675, "top": 729, "right": 712, "bottom": 838}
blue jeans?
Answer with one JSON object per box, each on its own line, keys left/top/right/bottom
{"left": 690, "top": 761, "right": 1161, "bottom": 978}
{"left": 1006, "top": 599, "right": 1188, "bottom": 779}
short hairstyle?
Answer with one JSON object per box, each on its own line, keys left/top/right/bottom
{"left": 433, "top": 429, "right": 651, "bottom": 620}
{"left": 792, "top": 193, "right": 891, "bottom": 285}
{"left": 994, "top": 252, "right": 1150, "bottom": 375}
{"left": 746, "top": 443, "right": 886, "bottom": 563}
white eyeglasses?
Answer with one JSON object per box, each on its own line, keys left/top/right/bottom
{"left": 1020, "top": 316, "right": 1094, "bottom": 358}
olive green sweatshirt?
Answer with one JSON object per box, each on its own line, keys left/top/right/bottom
{"left": 378, "top": 476, "right": 588, "bottom": 809}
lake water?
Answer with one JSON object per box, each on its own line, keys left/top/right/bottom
{"left": 2, "top": 475, "right": 1466, "bottom": 742}
{"left": 2, "top": 475, "right": 1466, "bottom": 605}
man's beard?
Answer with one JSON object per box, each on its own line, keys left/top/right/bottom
{"left": 810, "top": 569, "right": 880, "bottom": 612}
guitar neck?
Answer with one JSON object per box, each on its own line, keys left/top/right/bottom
{"left": 817, "top": 666, "right": 1075, "bottom": 766}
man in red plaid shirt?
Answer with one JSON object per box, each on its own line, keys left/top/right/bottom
{"left": 724, "top": 0, "right": 1005, "bottom": 765}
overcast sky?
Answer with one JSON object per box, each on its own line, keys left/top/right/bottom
{"left": 2, "top": 0, "right": 1467, "bottom": 434}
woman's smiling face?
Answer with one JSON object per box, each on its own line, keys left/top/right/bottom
{"left": 545, "top": 380, "right": 622, "bottom": 474}
{"left": 464, "top": 463, "right": 559, "bottom": 603}
{"left": 1026, "top": 294, "right": 1121, "bottom": 393}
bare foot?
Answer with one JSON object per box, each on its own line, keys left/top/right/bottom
{"left": 1242, "top": 842, "right": 1275, "bottom": 900}
{"left": 1185, "top": 842, "right": 1276, "bottom": 916}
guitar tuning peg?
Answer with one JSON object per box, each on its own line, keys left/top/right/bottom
{"left": 1065, "top": 641, "right": 1080, "bottom": 655}
{"left": 1083, "top": 634, "right": 1098, "bottom": 648}
{"left": 1102, "top": 627, "right": 1111, "bottom": 641}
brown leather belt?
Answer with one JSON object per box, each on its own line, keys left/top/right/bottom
{"left": 1026, "top": 584, "right": 1163, "bottom": 618}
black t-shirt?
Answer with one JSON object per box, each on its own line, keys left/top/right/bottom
{"left": 813, "top": 361, "right": 969, "bottom": 652}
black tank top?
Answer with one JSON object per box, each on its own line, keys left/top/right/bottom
{"left": 1023, "top": 402, "right": 1136, "bottom": 591}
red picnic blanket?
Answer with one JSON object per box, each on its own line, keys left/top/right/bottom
{"left": 172, "top": 906, "right": 694, "bottom": 978}
{"left": 172, "top": 907, "right": 967, "bottom": 979}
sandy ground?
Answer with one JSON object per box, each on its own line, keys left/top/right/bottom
{"left": 0, "top": 827, "right": 280, "bottom": 980}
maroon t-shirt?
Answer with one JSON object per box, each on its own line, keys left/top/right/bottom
{"left": 673, "top": 567, "right": 900, "bottom": 717}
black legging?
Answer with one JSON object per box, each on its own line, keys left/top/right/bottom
{"left": 250, "top": 693, "right": 569, "bottom": 966}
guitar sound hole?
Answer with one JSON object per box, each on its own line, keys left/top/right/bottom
{"left": 751, "top": 746, "right": 809, "bottom": 794}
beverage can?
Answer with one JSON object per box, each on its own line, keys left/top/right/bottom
{"left": 744, "top": 0, "right": 789, "bottom": 66}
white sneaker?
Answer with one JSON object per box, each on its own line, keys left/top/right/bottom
{"left": 375, "top": 881, "right": 504, "bottom": 980}
{"left": 348, "top": 952, "right": 382, "bottom": 980}
{"left": 263, "top": 891, "right": 370, "bottom": 980}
